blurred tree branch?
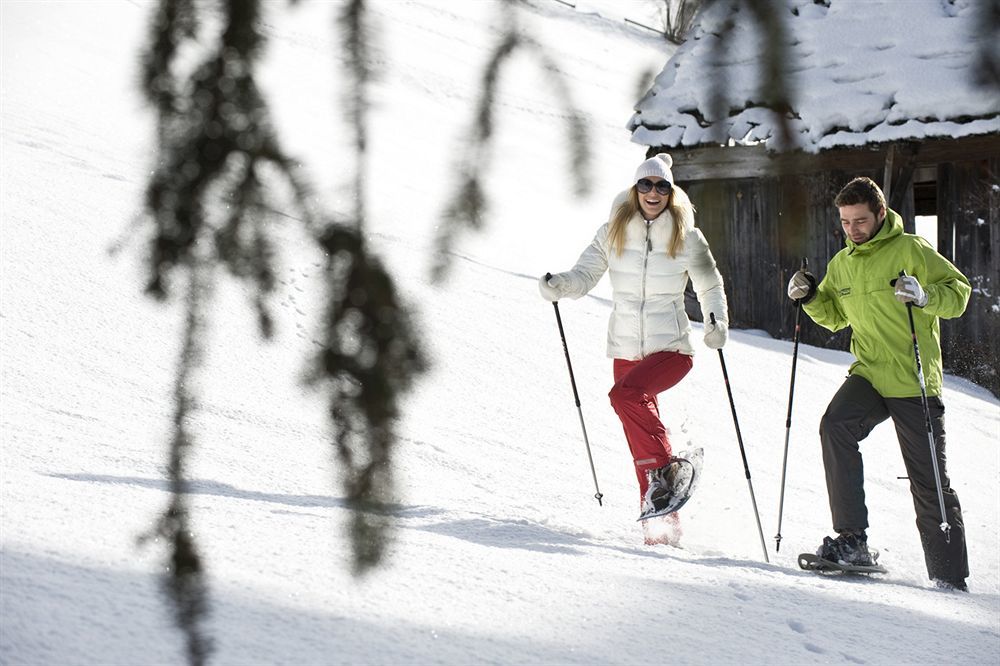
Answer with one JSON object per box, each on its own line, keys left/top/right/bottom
{"left": 432, "top": 0, "right": 592, "bottom": 281}
{"left": 972, "top": 0, "right": 1000, "bottom": 91}
{"left": 703, "top": 0, "right": 797, "bottom": 151}
{"left": 137, "top": 0, "right": 424, "bottom": 661}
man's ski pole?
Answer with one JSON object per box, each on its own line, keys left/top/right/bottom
{"left": 546, "top": 274, "right": 604, "bottom": 506}
{"left": 899, "top": 270, "right": 951, "bottom": 542}
{"left": 775, "top": 258, "right": 807, "bottom": 553}
{"left": 710, "top": 313, "right": 769, "bottom": 563}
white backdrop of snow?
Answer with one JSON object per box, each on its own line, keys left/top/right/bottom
{"left": 1, "top": 1, "right": 998, "bottom": 665}
{"left": 629, "top": 0, "right": 1000, "bottom": 152}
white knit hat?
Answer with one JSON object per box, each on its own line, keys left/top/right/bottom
{"left": 633, "top": 153, "right": 674, "bottom": 184}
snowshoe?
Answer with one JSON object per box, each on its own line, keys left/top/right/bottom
{"left": 799, "top": 533, "right": 886, "bottom": 574}
{"left": 798, "top": 552, "right": 887, "bottom": 575}
{"left": 637, "top": 448, "right": 703, "bottom": 522}
{"left": 816, "top": 532, "right": 877, "bottom": 567}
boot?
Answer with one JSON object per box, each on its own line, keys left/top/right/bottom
{"left": 642, "top": 461, "right": 682, "bottom": 514}
{"left": 933, "top": 578, "right": 969, "bottom": 592}
{"left": 816, "top": 531, "right": 877, "bottom": 567}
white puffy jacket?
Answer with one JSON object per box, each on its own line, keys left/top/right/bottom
{"left": 555, "top": 208, "right": 728, "bottom": 360}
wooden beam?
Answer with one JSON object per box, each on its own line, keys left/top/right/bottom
{"left": 661, "top": 134, "right": 1000, "bottom": 183}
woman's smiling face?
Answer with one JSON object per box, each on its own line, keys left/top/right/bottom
{"left": 636, "top": 177, "right": 670, "bottom": 220}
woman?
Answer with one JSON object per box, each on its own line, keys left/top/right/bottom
{"left": 539, "top": 152, "right": 729, "bottom": 544}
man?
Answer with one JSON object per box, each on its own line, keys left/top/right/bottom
{"left": 787, "top": 176, "right": 971, "bottom": 591}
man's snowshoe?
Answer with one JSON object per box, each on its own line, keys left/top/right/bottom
{"left": 817, "top": 532, "right": 877, "bottom": 566}
{"left": 637, "top": 448, "right": 703, "bottom": 522}
{"left": 798, "top": 552, "right": 887, "bottom": 575}
{"left": 799, "top": 532, "right": 886, "bottom": 574}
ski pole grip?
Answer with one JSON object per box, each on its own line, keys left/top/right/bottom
{"left": 897, "top": 270, "right": 908, "bottom": 295}
{"left": 710, "top": 312, "right": 717, "bottom": 325}
{"left": 545, "top": 272, "right": 552, "bottom": 280}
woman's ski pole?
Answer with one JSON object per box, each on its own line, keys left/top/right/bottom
{"left": 547, "top": 274, "right": 604, "bottom": 506}
{"left": 775, "top": 258, "right": 807, "bottom": 553}
{"left": 710, "top": 313, "right": 769, "bottom": 563}
{"left": 899, "top": 270, "right": 951, "bottom": 542}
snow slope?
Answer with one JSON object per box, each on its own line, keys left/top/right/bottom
{"left": 2, "top": 1, "right": 998, "bottom": 664}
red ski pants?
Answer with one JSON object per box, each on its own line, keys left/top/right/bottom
{"left": 610, "top": 351, "right": 693, "bottom": 498}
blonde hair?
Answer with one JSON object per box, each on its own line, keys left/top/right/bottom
{"left": 608, "top": 184, "right": 695, "bottom": 258}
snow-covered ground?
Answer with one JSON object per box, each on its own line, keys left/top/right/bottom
{"left": 2, "top": 1, "right": 998, "bottom": 664}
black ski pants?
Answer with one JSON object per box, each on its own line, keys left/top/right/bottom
{"left": 820, "top": 374, "right": 968, "bottom": 584}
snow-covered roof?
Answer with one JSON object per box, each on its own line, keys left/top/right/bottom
{"left": 629, "top": 0, "right": 1000, "bottom": 154}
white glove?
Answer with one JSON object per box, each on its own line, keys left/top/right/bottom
{"left": 787, "top": 270, "right": 816, "bottom": 302}
{"left": 894, "top": 275, "right": 928, "bottom": 307}
{"left": 703, "top": 319, "right": 728, "bottom": 350}
{"left": 538, "top": 273, "right": 570, "bottom": 302}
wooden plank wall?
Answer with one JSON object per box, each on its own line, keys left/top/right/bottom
{"left": 937, "top": 157, "right": 1000, "bottom": 396}
{"left": 686, "top": 173, "right": 853, "bottom": 351}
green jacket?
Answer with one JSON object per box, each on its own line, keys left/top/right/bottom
{"left": 803, "top": 208, "right": 971, "bottom": 398}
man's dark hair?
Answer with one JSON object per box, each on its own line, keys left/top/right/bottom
{"left": 834, "top": 176, "right": 886, "bottom": 215}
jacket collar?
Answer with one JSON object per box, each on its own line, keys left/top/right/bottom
{"left": 847, "top": 207, "right": 903, "bottom": 254}
{"left": 634, "top": 209, "right": 672, "bottom": 227}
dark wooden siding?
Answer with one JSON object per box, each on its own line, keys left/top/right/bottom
{"left": 686, "top": 172, "right": 853, "bottom": 351}
{"left": 937, "top": 157, "right": 1000, "bottom": 396}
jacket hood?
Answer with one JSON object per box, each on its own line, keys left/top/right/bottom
{"left": 846, "top": 208, "right": 903, "bottom": 253}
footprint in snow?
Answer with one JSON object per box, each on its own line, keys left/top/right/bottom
{"left": 787, "top": 619, "right": 806, "bottom": 633}
{"left": 728, "top": 582, "right": 751, "bottom": 601}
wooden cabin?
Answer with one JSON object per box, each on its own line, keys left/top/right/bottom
{"left": 629, "top": 0, "right": 1000, "bottom": 395}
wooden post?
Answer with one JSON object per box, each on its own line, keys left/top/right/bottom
{"left": 882, "top": 144, "right": 896, "bottom": 204}
{"left": 937, "top": 163, "right": 955, "bottom": 261}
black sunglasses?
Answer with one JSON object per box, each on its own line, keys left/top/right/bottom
{"left": 636, "top": 178, "right": 672, "bottom": 196}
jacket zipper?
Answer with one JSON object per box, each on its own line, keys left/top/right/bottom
{"left": 639, "top": 220, "right": 652, "bottom": 357}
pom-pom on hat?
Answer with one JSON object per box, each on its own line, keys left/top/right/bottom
{"left": 633, "top": 153, "right": 674, "bottom": 185}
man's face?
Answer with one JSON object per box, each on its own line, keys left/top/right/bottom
{"left": 838, "top": 203, "right": 884, "bottom": 245}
